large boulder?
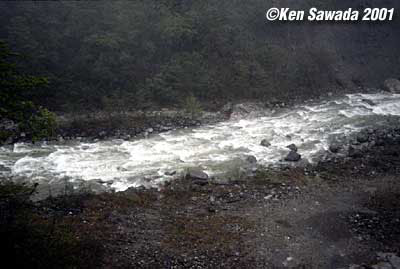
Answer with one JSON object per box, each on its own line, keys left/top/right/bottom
{"left": 357, "top": 132, "right": 369, "bottom": 143}
{"left": 98, "top": 131, "right": 107, "bottom": 138}
{"left": 230, "top": 103, "right": 265, "bottom": 119}
{"left": 383, "top": 78, "right": 400, "bottom": 93}
{"left": 221, "top": 102, "right": 233, "bottom": 115}
{"left": 186, "top": 169, "right": 209, "bottom": 186}
{"left": 260, "top": 139, "right": 271, "bottom": 147}
{"left": 245, "top": 155, "right": 257, "bottom": 164}
{"left": 165, "top": 171, "right": 177, "bottom": 176}
{"left": 186, "top": 169, "right": 209, "bottom": 181}
{"left": 286, "top": 144, "right": 298, "bottom": 152}
{"left": 285, "top": 151, "right": 301, "bottom": 162}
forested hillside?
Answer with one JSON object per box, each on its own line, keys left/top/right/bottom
{"left": 1, "top": 0, "right": 399, "bottom": 113}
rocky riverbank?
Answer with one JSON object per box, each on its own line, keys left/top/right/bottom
{"left": 2, "top": 125, "right": 400, "bottom": 268}
{"left": 3, "top": 82, "right": 398, "bottom": 146}
{"left": 317, "top": 125, "right": 400, "bottom": 177}
{"left": 0, "top": 86, "right": 364, "bottom": 146}
{"left": 0, "top": 110, "right": 227, "bottom": 145}
{"left": 1, "top": 100, "right": 290, "bottom": 145}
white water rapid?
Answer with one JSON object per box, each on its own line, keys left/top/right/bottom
{"left": 1, "top": 93, "right": 400, "bottom": 191}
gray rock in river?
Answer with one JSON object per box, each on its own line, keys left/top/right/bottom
{"left": 285, "top": 151, "right": 301, "bottom": 162}
{"left": 122, "top": 134, "right": 131, "bottom": 140}
{"left": 357, "top": 132, "right": 369, "bottom": 143}
{"left": 165, "top": 171, "right": 177, "bottom": 176}
{"left": 260, "top": 139, "right": 271, "bottom": 147}
{"left": 362, "top": 99, "right": 376, "bottom": 106}
{"left": 383, "top": 78, "right": 400, "bottom": 93}
{"left": 186, "top": 169, "right": 209, "bottom": 181}
{"left": 329, "top": 143, "right": 341, "bottom": 153}
{"left": 286, "top": 144, "right": 298, "bottom": 152}
{"left": 245, "top": 155, "right": 257, "bottom": 164}
{"left": 221, "top": 102, "right": 233, "bottom": 115}
{"left": 57, "top": 135, "right": 65, "bottom": 142}
{"left": 98, "top": 131, "right": 107, "bottom": 138}
{"left": 230, "top": 103, "right": 265, "bottom": 119}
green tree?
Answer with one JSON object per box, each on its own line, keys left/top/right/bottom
{"left": 0, "top": 41, "right": 56, "bottom": 142}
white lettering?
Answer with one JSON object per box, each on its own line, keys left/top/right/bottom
{"left": 279, "top": 8, "right": 304, "bottom": 21}
{"left": 308, "top": 8, "right": 360, "bottom": 21}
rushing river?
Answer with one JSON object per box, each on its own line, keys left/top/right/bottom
{"left": 1, "top": 93, "right": 400, "bottom": 191}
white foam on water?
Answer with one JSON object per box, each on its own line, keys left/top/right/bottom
{"left": 372, "top": 101, "right": 400, "bottom": 116}
{"left": 13, "top": 143, "right": 35, "bottom": 153}
{"left": 11, "top": 156, "right": 49, "bottom": 178}
{"left": 1, "top": 92, "right": 400, "bottom": 191}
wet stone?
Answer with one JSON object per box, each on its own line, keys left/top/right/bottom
{"left": 186, "top": 169, "right": 209, "bottom": 181}
{"left": 165, "top": 171, "right": 177, "bottom": 176}
{"left": 260, "top": 139, "right": 271, "bottom": 147}
{"left": 362, "top": 99, "right": 376, "bottom": 106}
{"left": 285, "top": 151, "right": 301, "bottom": 162}
{"left": 245, "top": 155, "right": 257, "bottom": 164}
{"left": 286, "top": 144, "right": 298, "bottom": 152}
{"left": 329, "top": 144, "right": 341, "bottom": 153}
{"left": 357, "top": 133, "right": 369, "bottom": 143}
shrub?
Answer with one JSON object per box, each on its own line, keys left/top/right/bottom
{"left": 0, "top": 181, "right": 103, "bottom": 269}
{"left": 19, "top": 107, "right": 57, "bottom": 142}
{"left": 182, "top": 95, "right": 203, "bottom": 119}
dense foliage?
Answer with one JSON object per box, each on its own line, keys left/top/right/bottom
{"left": 0, "top": 0, "right": 399, "bottom": 112}
{"left": 0, "top": 41, "right": 56, "bottom": 142}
